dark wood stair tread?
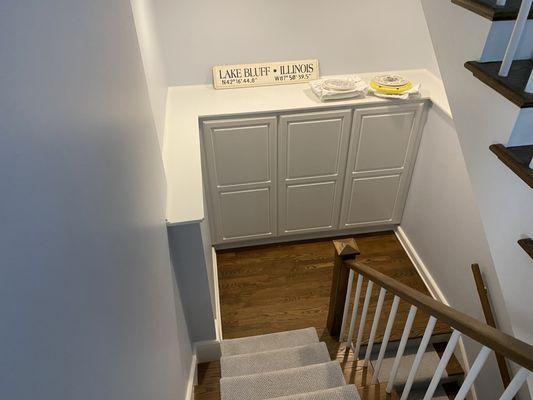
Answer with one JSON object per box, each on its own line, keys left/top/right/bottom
{"left": 518, "top": 238, "right": 533, "bottom": 259}
{"left": 452, "top": 0, "right": 533, "bottom": 21}
{"left": 489, "top": 144, "right": 533, "bottom": 188}
{"left": 465, "top": 60, "right": 533, "bottom": 108}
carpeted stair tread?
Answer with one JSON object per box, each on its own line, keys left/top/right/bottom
{"left": 263, "top": 385, "right": 361, "bottom": 400}
{"left": 375, "top": 348, "right": 448, "bottom": 389}
{"left": 220, "top": 361, "right": 346, "bottom": 400}
{"left": 432, "top": 342, "right": 464, "bottom": 377}
{"left": 221, "top": 342, "right": 330, "bottom": 377}
{"left": 221, "top": 327, "right": 319, "bottom": 357}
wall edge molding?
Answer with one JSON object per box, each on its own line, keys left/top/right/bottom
{"left": 212, "top": 247, "right": 223, "bottom": 340}
{"left": 395, "top": 226, "right": 448, "bottom": 303}
{"left": 186, "top": 352, "right": 198, "bottom": 400}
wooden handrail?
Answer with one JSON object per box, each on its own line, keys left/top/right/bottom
{"left": 344, "top": 259, "right": 533, "bottom": 371}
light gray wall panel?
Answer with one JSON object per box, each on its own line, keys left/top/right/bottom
{"left": 278, "top": 110, "right": 352, "bottom": 235}
{"left": 0, "top": 2, "right": 191, "bottom": 399}
{"left": 285, "top": 182, "right": 337, "bottom": 231}
{"left": 345, "top": 175, "right": 401, "bottom": 225}
{"left": 150, "top": 0, "right": 441, "bottom": 85}
{"left": 219, "top": 188, "right": 273, "bottom": 239}
{"left": 168, "top": 223, "right": 217, "bottom": 342}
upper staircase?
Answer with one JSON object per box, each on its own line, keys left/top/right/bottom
{"left": 452, "top": 0, "right": 533, "bottom": 21}
{"left": 446, "top": 0, "right": 533, "bottom": 263}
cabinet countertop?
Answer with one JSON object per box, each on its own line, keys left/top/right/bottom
{"left": 163, "top": 69, "right": 452, "bottom": 226}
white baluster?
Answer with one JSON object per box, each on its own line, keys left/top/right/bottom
{"left": 498, "top": 368, "right": 532, "bottom": 400}
{"left": 400, "top": 316, "right": 438, "bottom": 400}
{"left": 499, "top": 0, "right": 533, "bottom": 77}
{"left": 353, "top": 280, "right": 374, "bottom": 359}
{"left": 372, "top": 295, "right": 401, "bottom": 384}
{"left": 454, "top": 346, "right": 492, "bottom": 400}
{"left": 339, "top": 270, "right": 355, "bottom": 341}
{"left": 363, "top": 287, "right": 387, "bottom": 367}
{"left": 423, "top": 330, "right": 461, "bottom": 400}
{"left": 386, "top": 305, "right": 418, "bottom": 394}
{"left": 346, "top": 274, "right": 363, "bottom": 349}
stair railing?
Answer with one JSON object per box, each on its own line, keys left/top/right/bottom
{"left": 497, "top": 0, "right": 533, "bottom": 93}
{"left": 327, "top": 239, "right": 533, "bottom": 400}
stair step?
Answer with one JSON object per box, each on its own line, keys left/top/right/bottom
{"left": 374, "top": 349, "right": 446, "bottom": 389}
{"left": 452, "top": 0, "right": 533, "bottom": 21}
{"left": 220, "top": 361, "right": 346, "bottom": 400}
{"left": 518, "top": 238, "right": 533, "bottom": 259}
{"left": 432, "top": 342, "right": 465, "bottom": 379}
{"left": 263, "top": 385, "right": 360, "bottom": 400}
{"left": 352, "top": 333, "right": 454, "bottom": 359}
{"left": 397, "top": 385, "right": 450, "bottom": 400}
{"left": 221, "top": 342, "right": 330, "bottom": 378}
{"left": 373, "top": 341, "right": 463, "bottom": 391}
{"left": 490, "top": 144, "right": 533, "bottom": 188}
{"left": 465, "top": 60, "right": 533, "bottom": 108}
{"left": 221, "top": 327, "right": 319, "bottom": 357}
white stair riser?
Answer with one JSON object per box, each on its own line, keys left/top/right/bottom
{"left": 480, "top": 20, "right": 533, "bottom": 62}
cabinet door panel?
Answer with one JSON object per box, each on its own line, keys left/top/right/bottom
{"left": 344, "top": 175, "right": 400, "bottom": 226}
{"left": 353, "top": 112, "right": 415, "bottom": 173}
{"left": 279, "top": 110, "right": 352, "bottom": 235}
{"left": 211, "top": 125, "right": 271, "bottom": 186}
{"left": 285, "top": 182, "right": 337, "bottom": 232}
{"left": 286, "top": 118, "right": 344, "bottom": 179}
{"left": 203, "top": 117, "right": 277, "bottom": 243}
{"left": 340, "top": 104, "right": 425, "bottom": 228}
{"left": 219, "top": 188, "right": 273, "bottom": 240}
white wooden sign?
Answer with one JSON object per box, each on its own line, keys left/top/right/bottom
{"left": 212, "top": 59, "right": 319, "bottom": 89}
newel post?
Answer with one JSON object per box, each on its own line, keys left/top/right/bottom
{"left": 327, "top": 238, "right": 360, "bottom": 339}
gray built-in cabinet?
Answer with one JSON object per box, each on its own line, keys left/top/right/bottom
{"left": 202, "top": 102, "right": 427, "bottom": 245}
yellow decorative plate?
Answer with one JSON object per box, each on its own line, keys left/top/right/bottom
{"left": 370, "top": 80, "right": 413, "bottom": 94}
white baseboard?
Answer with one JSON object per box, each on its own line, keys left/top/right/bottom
{"left": 394, "top": 226, "right": 448, "bottom": 304}
{"left": 214, "top": 224, "right": 395, "bottom": 250}
{"left": 212, "top": 247, "right": 223, "bottom": 341}
{"left": 394, "top": 226, "right": 478, "bottom": 400}
{"left": 185, "top": 352, "right": 197, "bottom": 400}
{"left": 186, "top": 340, "right": 220, "bottom": 400}
{"left": 194, "top": 339, "right": 221, "bottom": 363}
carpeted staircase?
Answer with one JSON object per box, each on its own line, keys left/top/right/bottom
{"left": 218, "top": 327, "right": 463, "bottom": 400}
{"left": 362, "top": 336, "right": 462, "bottom": 399}
{"left": 220, "top": 327, "right": 361, "bottom": 400}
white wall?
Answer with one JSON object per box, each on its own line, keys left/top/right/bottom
{"left": 131, "top": 0, "right": 169, "bottom": 147}
{"left": 152, "top": 0, "right": 441, "bottom": 85}
{"left": 168, "top": 222, "right": 217, "bottom": 342}
{"left": 421, "top": 1, "right": 533, "bottom": 396}
{"left": 401, "top": 107, "right": 513, "bottom": 398}
{"left": 0, "top": 1, "right": 192, "bottom": 399}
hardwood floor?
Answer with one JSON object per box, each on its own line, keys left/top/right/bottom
{"left": 194, "top": 231, "right": 453, "bottom": 400}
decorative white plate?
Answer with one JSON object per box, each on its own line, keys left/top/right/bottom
{"left": 372, "top": 74, "right": 409, "bottom": 87}
{"left": 322, "top": 78, "right": 358, "bottom": 91}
